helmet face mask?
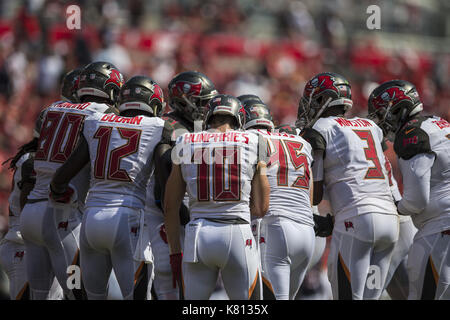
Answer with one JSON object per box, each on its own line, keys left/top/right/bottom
{"left": 168, "top": 71, "right": 218, "bottom": 123}
{"left": 368, "top": 80, "right": 423, "bottom": 138}
{"left": 298, "top": 72, "right": 353, "bottom": 128}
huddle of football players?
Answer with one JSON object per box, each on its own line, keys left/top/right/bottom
{"left": 0, "top": 62, "right": 448, "bottom": 300}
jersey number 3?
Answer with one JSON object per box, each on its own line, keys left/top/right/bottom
{"left": 353, "top": 130, "right": 385, "bottom": 179}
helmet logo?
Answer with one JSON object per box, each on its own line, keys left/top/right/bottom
{"left": 372, "top": 87, "right": 412, "bottom": 110}
{"left": 304, "top": 75, "right": 338, "bottom": 97}
{"left": 171, "top": 81, "right": 202, "bottom": 97}
{"left": 105, "top": 69, "right": 124, "bottom": 88}
{"left": 149, "top": 83, "right": 164, "bottom": 104}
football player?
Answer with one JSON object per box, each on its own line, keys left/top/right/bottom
{"left": 300, "top": 72, "right": 399, "bottom": 300}
{"left": 239, "top": 95, "right": 274, "bottom": 300}
{"left": 146, "top": 70, "right": 218, "bottom": 299}
{"left": 243, "top": 97, "right": 316, "bottom": 300}
{"left": 368, "top": 92, "right": 418, "bottom": 300}
{"left": 50, "top": 75, "right": 170, "bottom": 300}
{"left": 0, "top": 110, "right": 63, "bottom": 300}
{"left": 368, "top": 80, "right": 449, "bottom": 300}
{"left": 19, "top": 62, "right": 122, "bottom": 299}
{"left": 164, "top": 94, "right": 270, "bottom": 299}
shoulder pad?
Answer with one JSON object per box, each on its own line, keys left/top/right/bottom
{"left": 276, "top": 124, "right": 299, "bottom": 136}
{"left": 394, "top": 123, "right": 432, "bottom": 160}
{"left": 300, "top": 128, "right": 326, "bottom": 152}
{"left": 161, "top": 113, "right": 192, "bottom": 132}
{"left": 161, "top": 120, "right": 176, "bottom": 145}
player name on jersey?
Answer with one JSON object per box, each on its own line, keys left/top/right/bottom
{"left": 182, "top": 131, "right": 250, "bottom": 144}
{"left": 259, "top": 130, "right": 297, "bottom": 139}
{"left": 334, "top": 118, "right": 373, "bottom": 127}
{"left": 100, "top": 114, "right": 143, "bottom": 125}
{"left": 53, "top": 102, "right": 91, "bottom": 110}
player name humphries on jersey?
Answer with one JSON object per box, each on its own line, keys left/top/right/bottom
{"left": 100, "top": 114, "right": 144, "bottom": 125}
{"left": 334, "top": 118, "right": 373, "bottom": 127}
{"left": 171, "top": 130, "right": 265, "bottom": 166}
{"left": 182, "top": 131, "right": 250, "bottom": 144}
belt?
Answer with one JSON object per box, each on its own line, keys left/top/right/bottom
{"left": 199, "top": 217, "right": 249, "bottom": 225}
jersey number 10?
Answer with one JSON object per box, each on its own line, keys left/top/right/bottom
{"left": 195, "top": 147, "right": 241, "bottom": 202}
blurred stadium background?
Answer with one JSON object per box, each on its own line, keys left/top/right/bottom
{"left": 0, "top": 0, "right": 449, "bottom": 299}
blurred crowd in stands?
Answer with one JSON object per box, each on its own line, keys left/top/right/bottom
{"left": 0, "top": 0, "right": 448, "bottom": 298}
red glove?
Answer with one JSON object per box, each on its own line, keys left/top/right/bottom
{"left": 49, "top": 185, "right": 75, "bottom": 204}
{"left": 169, "top": 252, "right": 183, "bottom": 289}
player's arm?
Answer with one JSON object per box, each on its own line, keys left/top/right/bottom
{"left": 154, "top": 142, "right": 173, "bottom": 206}
{"left": 383, "top": 154, "right": 402, "bottom": 202}
{"left": 250, "top": 161, "right": 270, "bottom": 217}
{"left": 397, "top": 153, "right": 434, "bottom": 216}
{"left": 19, "top": 158, "right": 36, "bottom": 209}
{"left": 50, "top": 135, "right": 90, "bottom": 200}
{"left": 312, "top": 150, "right": 324, "bottom": 205}
{"left": 163, "top": 163, "right": 186, "bottom": 255}
{"left": 301, "top": 127, "right": 326, "bottom": 206}
{"left": 394, "top": 125, "right": 434, "bottom": 215}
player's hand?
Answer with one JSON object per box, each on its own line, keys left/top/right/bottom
{"left": 169, "top": 252, "right": 183, "bottom": 289}
{"left": 395, "top": 201, "right": 410, "bottom": 216}
{"left": 313, "top": 213, "right": 334, "bottom": 237}
{"left": 49, "top": 185, "right": 75, "bottom": 204}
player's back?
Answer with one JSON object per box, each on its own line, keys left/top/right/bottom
{"left": 175, "top": 129, "right": 260, "bottom": 222}
{"left": 83, "top": 112, "right": 165, "bottom": 209}
{"left": 29, "top": 101, "right": 110, "bottom": 202}
{"left": 257, "top": 129, "right": 314, "bottom": 227}
{"left": 394, "top": 115, "right": 450, "bottom": 230}
{"left": 312, "top": 116, "right": 396, "bottom": 220}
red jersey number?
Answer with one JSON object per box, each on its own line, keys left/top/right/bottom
{"left": 35, "top": 111, "right": 85, "bottom": 163}
{"left": 195, "top": 147, "right": 241, "bottom": 201}
{"left": 353, "top": 130, "right": 385, "bottom": 179}
{"left": 93, "top": 126, "right": 141, "bottom": 182}
{"left": 267, "top": 139, "right": 310, "bottom": 189}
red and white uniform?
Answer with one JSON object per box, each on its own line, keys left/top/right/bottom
{"left": 256, "top": 129, "right": 315, "bottom": 300}
{"left": 311, "top": 116, "right": 399, "bottom": 300}
{"left": 80, "top": 112, "right": 166, "bottom": 300}
{"left": 20, "top": 101, "right": 109, "bottom": 300}
{"left": 394, "top": 116, "right": 450, "bottom": 300}
{"left": 175, "top": 129, "right": 261, "bottom": 299}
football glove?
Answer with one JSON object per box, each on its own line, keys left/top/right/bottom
{"left": 313, "top": 213, "right": 334, "bottom": 237}
{"left": 49, "top": 185, "right": 75, "bottom": 204}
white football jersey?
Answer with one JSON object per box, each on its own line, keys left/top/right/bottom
{"left": 175, "top": 130, "right": 261, "bottom": 223}
{"left": 83, "top": 113, "right": 166, "bottom": 209}
{"left": 394, "top": 116, "right": 450, "bottom": 231}
{"left": 29, "top": 102, "right": 110, "bottom": 202}
{"left": 312, "top": 116, "right": 397, "bottom": 220}
{"left": 256, "top": 129, "right": 314, "bottom": 227}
